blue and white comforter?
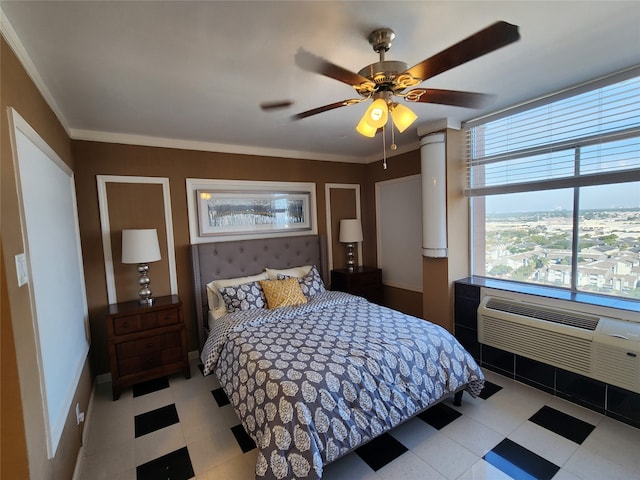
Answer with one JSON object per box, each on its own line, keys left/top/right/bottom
{"left": 201, "top": 291, "right": 484, "bottom": 480}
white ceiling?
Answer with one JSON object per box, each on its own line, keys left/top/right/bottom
{"left": 2, "top": 1, "right": 640, "bottom": 163}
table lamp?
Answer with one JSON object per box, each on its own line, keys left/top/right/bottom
{"left": 122, "top": 228, "right": 161, "bottom": 305}
{"left": 339, "top": 219, "right": 363, "bottom": 273}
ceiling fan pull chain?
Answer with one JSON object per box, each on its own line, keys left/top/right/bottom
{"left": 390, "top": 115, "right": 397, "bottom": 151}
{"left": 382, "top": 125, "right": 388, "bottom": 169}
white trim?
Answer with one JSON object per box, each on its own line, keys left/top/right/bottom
{"left": 96, "top": 175, "right": 177, "bottom": 304}
{"left": 324, "top": 183, "right": 362, "bottom": 272}
{"left": 186, "top": 178, "right": 317, "bottom": 245}
{"left": 8, "top": 108, "right": 89, "bottom": 459}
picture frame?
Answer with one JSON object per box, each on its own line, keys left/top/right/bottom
{"left": 196, "top": 189, "right": 312, "bottom": 237}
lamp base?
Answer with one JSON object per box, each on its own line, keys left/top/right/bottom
{"left": 137, "top": 263, "right": 154, "bottom": 306}
{"left": 346, "top": 243, "right": 355, "bottom": 273}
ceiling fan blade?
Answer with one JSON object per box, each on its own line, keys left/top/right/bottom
{"left": 295, "top": 48, "right": 374, "bottom": 89}
{"left": 260, "top": 100, "right": 293, "bottom": 110}
{"left": 404, "top": 88, "right": 494, "bottom": 108}
{"left": 292, "top": 99, "right": 357, "bottom": 120}
{"left": 403, "top": 21, "right": 520, "bottom": 82}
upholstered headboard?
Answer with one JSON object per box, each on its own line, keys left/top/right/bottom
{"left": 191, "top": 234, "right": 327, "bottom": 349}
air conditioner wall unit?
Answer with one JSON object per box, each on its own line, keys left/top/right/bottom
{"left": 477, "top": 288, "right": 640, "bottom": 393}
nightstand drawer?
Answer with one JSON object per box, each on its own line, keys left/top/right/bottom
{"left": 116, "top": 331, "right": 180, "bottom": 360}
{"left": 113, "top": 307, "right": 180, "bottom": 335}
{"left": 118, "top": 346, "right": 183, "bottom": 376}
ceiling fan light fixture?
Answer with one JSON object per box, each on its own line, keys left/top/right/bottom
{"left": 363, "top": 98, "right": 388, "bottom": 128}
{"left": 356, "top": 116, "right": 377, "bottom": 137}
{"left": 390, "top": 103, "right": 417, "bottom": 133}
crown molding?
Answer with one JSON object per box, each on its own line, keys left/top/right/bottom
{"left": 70, "top": 128, "right": 374, "bottom": 164}
{"left": 1, "top": 7, "right": 71, "bottom": 135}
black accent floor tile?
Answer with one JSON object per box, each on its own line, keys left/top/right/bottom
{"left": 136, "top": 446, "right": 194, "bottom": 480}
{"left": 212, "top": 387, "right": 230, "bottom": 407}
{"left": 231, "top": 424, "right": 256, "bottom": 453}
{"left": 484, "top": 438, "right": 560, "bottom": 480}
{"left": 478, "top": 380, "right": 503, "bottom": 400}
{"left": 133, "top": 377, "right": 170, "bottom": 397}
{"left": 417, "top": 402, "right": 462, "bottom": 429}
{"left": 355, "top": 432, "right": 408, "bottom": 471}
{"left": 135, "top": 404, "right": 180, "bottom": 438}
{"left": 529, "top": 406, "right": 595, "bottom": 444}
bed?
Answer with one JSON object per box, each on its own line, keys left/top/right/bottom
{"left": 192, "top": 234, "right": 484, "bottom": 480}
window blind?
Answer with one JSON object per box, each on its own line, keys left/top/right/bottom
{"left": 465, "top": 70, "right": 640, "bottom": 196}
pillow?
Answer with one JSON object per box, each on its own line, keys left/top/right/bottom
{"left": 298, "top": 265, "right": 326, "bottom": 298}
{"left": 277, "top": 265, "right": 326, "bottom": 298}
{"left": 259, "top": 278, "right": 308, "bottom": 309}
{"left": 265, "top": 265, "right": 312, "bottom": 280}
{"left": 206, "top": 272, "right": 269, "bottom": 319}
{"left": 218, "top": 280, "right": 266, "bottom": 313}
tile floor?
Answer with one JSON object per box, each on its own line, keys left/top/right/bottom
{"left": 75, "top": 358, "right": 640, "bottom": 480}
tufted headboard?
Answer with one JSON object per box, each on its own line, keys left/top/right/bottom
{"left": 191, "top": 234, "right": 327, "bottom": 349}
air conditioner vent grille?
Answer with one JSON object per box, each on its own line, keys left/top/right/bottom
{"left": 485, "top": 298, "right": 599, "bottom": 331}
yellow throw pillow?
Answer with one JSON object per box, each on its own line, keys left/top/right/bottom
{"left": 260, "top": 278, "right": 308, "bottom": 309}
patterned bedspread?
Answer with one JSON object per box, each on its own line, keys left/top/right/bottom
{"left": 201, "top": 291, "right": 484, "bottom": 480}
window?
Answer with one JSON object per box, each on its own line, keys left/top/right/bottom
{"left": 466, "top": 68, "right": 640, "bottom": 299}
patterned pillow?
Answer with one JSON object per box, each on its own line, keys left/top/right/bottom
{"left": 218, "top": 281, "right": 266, "bottom": 313}
{"left": 278, "top": 265, "right": 326, "bottom": 298}
{"left": 299, "top": 265, "right": 326, "bottom": 297}
{"left": 259, "top": 278, "right": 308, "bottom": 309}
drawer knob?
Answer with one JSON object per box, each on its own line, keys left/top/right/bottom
{"left": 122, "top": 322, "right": 128, "bottom": 328}
{"left": 146, "top": 342, "right": 154, "bottom": 348}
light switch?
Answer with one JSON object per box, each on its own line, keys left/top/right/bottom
{"left": 15, "top": 253, "right": 28, "bottom": 286}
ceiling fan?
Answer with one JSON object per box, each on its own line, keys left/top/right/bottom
{"left": 262, "top": 21, "right": 520, "bottom": 139}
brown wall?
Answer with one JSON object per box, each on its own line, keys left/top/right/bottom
{"left": 1, "top": 36, "right": 92, "bottom": 480}
{"left": 71, "top": 140, "right": 368, "bottom": 375}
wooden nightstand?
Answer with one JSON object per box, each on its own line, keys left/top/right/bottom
{"left": 331, "top": 266, "right": 383, "bottom": 304}
{"left": 106, "top": 294, "right": 190, "bottom": 400}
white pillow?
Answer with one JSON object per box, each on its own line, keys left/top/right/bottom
{"left": 206, "top": 272, "right": 269, "bottom": 319}
{"left": 265, "top": 265, "right": 312, "bottom": 280}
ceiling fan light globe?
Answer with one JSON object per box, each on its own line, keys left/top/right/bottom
{"left": 363, "top": 98, "right": 388, "bottom": 128}
{"left": 391, "top": 104, "right": 418, "bottom": 133}
{"left": 356, "top": 117, "right": 377, "bottom": 137}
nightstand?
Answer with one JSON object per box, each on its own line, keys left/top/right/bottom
{"left": 331, "top": 266, "right": 383, "bottom": 304}
{"left": 106, "top": 294, "right": 190, "bottom": 400}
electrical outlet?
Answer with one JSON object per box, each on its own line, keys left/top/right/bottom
{"left": 75, "top": 403, "right": 85, "bottom": 425}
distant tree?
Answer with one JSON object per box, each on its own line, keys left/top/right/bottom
{"left": 489, "top": 265, "right": 512, "bottom": 276}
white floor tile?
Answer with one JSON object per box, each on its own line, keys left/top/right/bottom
{"left": 564, "top": 446, "right": 640, "bottom": 480}
{"left": 322, "top": 452, "right": 380, "bottom": 480}
{"left": 376, "top": 451, "right": 447, "bottom": 480}
{"left": 388, "top": 417, "right": 438, "bottom": 449}
{"left": 580, "top": 415, "right": 640, "bottom": 472}
{"left": 508, "top": 421, "right": 579, "bottom": 467}
{"left": 441, "top": 414, "right": 503, "bottom": 457}
{"left": 457, "top": 459, "right": 514, "bottom": 480}
{"left": 135, "top": 422, "right": 186, "bottom": 466}
{"left": 186, "top": 422, "right": 245, "bottom": 475}
{"left": 411, "top": 432, "right": 479, "bottom": 480}
{"left": 195, "top": 450, "right": 258, "bottom": 480}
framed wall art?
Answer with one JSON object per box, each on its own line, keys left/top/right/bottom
{"left": 186, "top": 179, "right": 317, "bottom": 244}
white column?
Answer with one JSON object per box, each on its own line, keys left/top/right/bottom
{"left": 421, "top": 133, "right": 447, "bottom": 258}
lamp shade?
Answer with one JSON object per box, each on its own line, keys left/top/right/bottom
{"left": 363, "top": 98, "right": 388, "bottom": 128}
{"left": 356, "top": 116, "right": 377, "bottom": 137}
{"left": 122, "top": 229, "right": 161, "bottom": 264}
{"left": 391, "top": 103, "right": 418, "bottom": 133}
{"left": 339, "top": 219, "right": 363, "bottom": 243}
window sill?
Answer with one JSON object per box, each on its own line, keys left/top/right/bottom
{"left": 457, "top": 276, "right": 640, "bottom": 316}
